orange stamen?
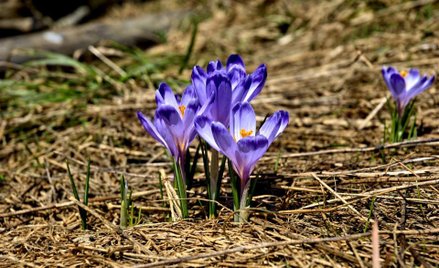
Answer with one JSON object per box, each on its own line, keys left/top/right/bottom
{"left": 240, "top": 128, "right": 253, "bottom": 138}
{"left": 400, "top": 70, "right": 408, "bottom": 78}
{"left": 179, "top": 105, "right": 186, "bottom": 116}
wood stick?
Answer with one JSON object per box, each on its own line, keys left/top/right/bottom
{"left": 265, "top": 138, "right": 439, "bottom": 160}
{"left": 311, "top": 173, "right": 369, "bottom": 223}
{"left": 0, "top": 10, "right": 190, "bottom": 63}
{"left": 0, "top": 189, "right": 159, "bottom": 218}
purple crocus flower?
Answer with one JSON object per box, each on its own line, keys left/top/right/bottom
{"left": 194, "top": 102, "right": 289, "bottom": 193}
{"left": 382, "top": 66, "right": 435, "bottom": 116}
{"left": 137, "top": 83, "right": 199, "bottom": 175}
{"left": 191, "top": 54, "right": 267, "bottom": 125}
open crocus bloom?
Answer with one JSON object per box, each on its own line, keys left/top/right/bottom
{"left": 191, "top": 54, "right": 267, "bottom": 125}
{"left": 195, "top": 102, "right": 289, "bottom": 192}
{"left": 382, "top": 66, "right": 435, "bottom": 116}
{"left": 137, "top": 83, "right": 199, "bottom": 170}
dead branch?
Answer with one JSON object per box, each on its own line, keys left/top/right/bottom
{"left": 0, "top": 10, "right": 190, "bottom": 63}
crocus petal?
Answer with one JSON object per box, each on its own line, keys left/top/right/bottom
{"left": 226, "top": 54, "right": 246, "bottom": 89}
{"left": 206, "top": 74, "right": 232, "bottom": 126}
{"left": 182, "top": 100, "right": 199, "bottom": 144}
{"left": 234, "top": 135, "right": 269, "bottom": 182}
{"left": 237, "top": 135, "right": 269, "bottom": 167}
{"left": 231, "top": 102, "right": 256, "bottom": 141}
{"left": 180, "top": 85, "right": 197, "bottom": 107}
{"left": 405, "top": 68, "right": 421, "bottom": 90}
{"left": 226, "top": 54, "right": 246, "bottom": 73}
{"left": 155, "top": 83, "right": 179, "bottom": 109}
{"left": 196, "top": 92, "right": 215, "bottom": 117}
{"left": 194, "top": 116, "right": 220, "bottom": 152}
{"left": 211, "top": 121, "right": 237, "bottom": 161}
{"left": 242, "top": 64, "right": 267, "bottom": 103}
{"left": 207, "top": 60, "right": 223, "bottom": 74}
{"left": 156, "top": 105, "right": 185, "bottom": 153}
{"left": 389, "top": 73, "right": 406, "bottom": 97}
{"left": 382, "top": 66, "right": 398, "bottom": 97}
{"left": 406, "top": 75, "right": 435, "bottom": 102}
{"left": 228, "top": 69, "right": 247, "bottom": 90}
{"left": 137, "top": 111, "right": 167, "bottom": 147}
{"left": 154, "top": 115, "right": 179, "bottom": 158}
{"left": 231, "top": 80, "right": 247, "bottom": 105}
{"left": 191, "top": 66, "right": 208, "bottom": 104}
{"left": 258, "top": 110, "right": 289, "bottom": 144}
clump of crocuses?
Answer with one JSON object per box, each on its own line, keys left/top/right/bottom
{"left": 191, "top": 55, "right": 268, "bottom": 218}
{"left": 137, "top": 54, "right": 288, "bottom": 221}
{"left": 381, "top": 66, "right": 435, "bottom": 142}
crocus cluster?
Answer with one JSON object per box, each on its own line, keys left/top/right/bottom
{"left": 137, "top": 54, "right": 289, "bottom": 221}
{"left": 381, "top": 66, "right": 435, "bottom": 142}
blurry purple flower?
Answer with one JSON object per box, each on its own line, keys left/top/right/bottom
{"left": 382, "top": 66, "right": 435, "bottom": 116}
{"left": 195, "top": 102, "right": 289, "bottom": 193}
{"left": 137, "top": 83, "right": 199, "bottom": 168}
{"left": 191, "top": 54, "right": 267, "bottom": 124}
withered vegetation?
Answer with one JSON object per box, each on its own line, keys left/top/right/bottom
{"left": 0, "top": 0, "right": 438, "bottom": 267}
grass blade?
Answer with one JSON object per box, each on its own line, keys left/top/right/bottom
{"left": 179, "top": 20, "right": 198, "bottom": 74}
{"left": 84, "top": 159, "right": 91, "bottom": 206}
{"left": 66, "top": 161, "right": 88, "bottom": 230}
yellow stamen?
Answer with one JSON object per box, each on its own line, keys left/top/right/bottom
{"left": 179, "top": 105, "right": 186, "bottom": 116}
{"left": 240, "top": 128, "right": 253, "bottom": 138}
{"left": 400, "top": 70, "right": 408, "bottom": 78}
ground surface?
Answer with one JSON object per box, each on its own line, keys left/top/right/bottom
{"left": 1, "top": 0, "right": 439, "bottom": 267}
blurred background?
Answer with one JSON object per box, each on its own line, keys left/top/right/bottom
{"left": 0, "top": 0, "right": 139, "bottom": 37}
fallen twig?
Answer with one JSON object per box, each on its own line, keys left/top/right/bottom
{"left": 266, "top": 138, "right": 439, "bottom": 160}
{"left": 0, "top": 189, "right": 160, "bottom": 218}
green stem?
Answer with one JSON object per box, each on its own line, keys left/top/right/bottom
{"left": 228, "top": 160, "right": 240, "bottom": 222}
{"left": 120, "top": 175, "right": 128, "bottom": 229}
{"left": 238, "top": 180, "right": 251, "bottom": 223}
{"left": 173, "top": 160, "right": 188, "bottom": 219}
{"left": 209, "top": 150, "right": 219, "bottom": 218}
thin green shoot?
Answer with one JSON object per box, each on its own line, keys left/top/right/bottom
{"left": 66, "top": 161, "right": 88, "bottom": 230}
{"left": 200, "top": 140, "right": 211, "bottom": 182}
{"left": 363, "top": 197, "right": 376, "bottom": 233}
{"left": 173, "top": 161, "right": 189, "bottom": 218}
{"left": 120, "top": 175, "right": 129, "bottom": 229}
{"left": 120, "top": 175, "right": 141, "bottom": 228}
{"left": 228, "top": 159, "right": 241, "bottom": 222}
{"left": 84, "top": 159, "right": 91, "bottom": 207}
{"left": 387, "top": 99, "right": 417, "bottom": 143}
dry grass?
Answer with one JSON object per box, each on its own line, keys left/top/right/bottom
{"left": 1, "top": 0, "right": 439, "bottom": 267}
